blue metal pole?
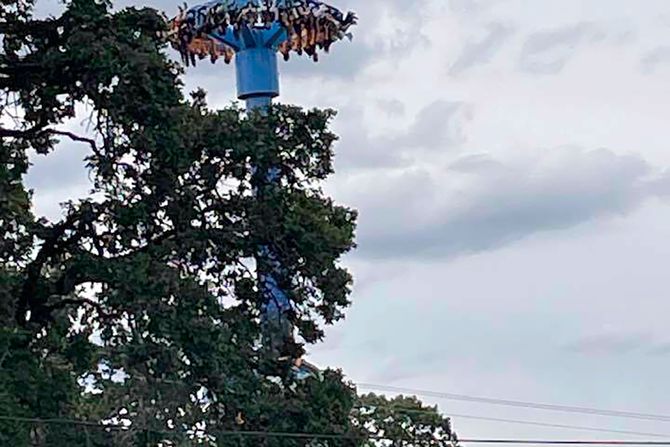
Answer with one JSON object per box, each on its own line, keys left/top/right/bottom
{"left": 236, "top": 48, "right": 279, "bottom": 104}
{"left": 231, "top": 26, "right": 293, "bottom": 353}
{"left": 245, "top": 95, "right": 272, "bottom": 111}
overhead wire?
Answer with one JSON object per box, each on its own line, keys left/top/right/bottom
{"left": 357, "top": 383, "right": 670, "bottom": 423}
{"left": 3, "top": 415, "right": 670, "bottom": 445}
{"left": 5, "top": 404, "right": 668, "bottom": 440}
{"left": 448, "top": 415, "right": 670, "bottom": 439}
{"left": 6, "top": 415, "right": 670, "bottom": 447}
{"left": 353, "top": 407, "right": 670, "bottom": 438}
{"left": 5, "top": 381, "right": 670, "bottom": 441}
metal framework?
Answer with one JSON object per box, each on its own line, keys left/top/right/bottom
{"left": 167, "top": 0, "right": 356, "bottom": 367}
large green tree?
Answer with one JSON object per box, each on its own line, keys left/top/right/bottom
{"left": 0, "top": 0, "right": 458, "bottom": 445}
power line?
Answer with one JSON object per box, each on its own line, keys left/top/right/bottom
{"left": 357, "top": 384, "right": 670, "bottom": 423}
{"left": 0, "top": 415, "right": 123, "bottom": 429}
{"left": 6, "top": 410, "right": 670, "bottom": 440}
{"left": 354, "top": 405, "right": 670, "bottom": 438}
{"left": 4, "top": 415, "right": 670, "bottom": 445}
{"left": 441, "top": 413, "right": 670, "bottom": 439}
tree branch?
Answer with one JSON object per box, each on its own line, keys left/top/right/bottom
{"left": 45, "top": 228, "right": 179, "bottom": 307}
{"left": 1, "top": 126, "right": 101, "bottom": 154}
{"left": 15, "top": 209, "right": 96, "bottom": 326}
{"left": 0, "top": 124, "right": 43, "bottom": 138}
{"left": 47, "top": 129, "right": 100, "bottom": 155}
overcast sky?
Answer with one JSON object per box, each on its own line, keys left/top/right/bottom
{"left": 29, "top": 0, "right": 670, "bottom": 441}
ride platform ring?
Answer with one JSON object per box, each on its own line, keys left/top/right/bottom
{"left": 166, "top": 0, "right": 357, "bottom": 66}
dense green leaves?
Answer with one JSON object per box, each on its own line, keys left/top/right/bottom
{"left": 354, "top": 394, "right": 458, "bottom": 447}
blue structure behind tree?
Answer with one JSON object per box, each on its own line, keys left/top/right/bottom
{"left": 168, "top": 0, "right": 356, "bottom": 363}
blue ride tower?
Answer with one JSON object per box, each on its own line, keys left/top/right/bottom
{"left": 168, "top": 0, "right": 356, "bottom": 366}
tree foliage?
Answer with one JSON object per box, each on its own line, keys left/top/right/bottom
{"left": 0, "top": 0, "right": 458, "bottom": 445}
{"left": 354, "top": 394, "right": 458, "bottom": 447}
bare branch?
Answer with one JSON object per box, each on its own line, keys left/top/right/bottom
{"left": 0, "top": 125, "right": 41, "bottom": 138}
{"left": 0, "top": 126, "right": 100, "bottom": 155}
{"left": 47, "top": 129, "right": 100, "bottom": 155}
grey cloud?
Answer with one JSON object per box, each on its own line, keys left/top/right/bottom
{"left": 346, "top": 0, "right": 427, "bottom": 19}
{"left": 447, "top": 152, "right": 503, "bottom": 172}
{"left": 25, "top": 144, "right": 94, "bottom": 220}
{"left": 450, "top": 23, "right": 514, "bottom": 75}
{"left": 566, "top": 333, "right": 670, "bottom": 357}
{"left": 331, "top": 107, "right": 398, "bottom": 170}
{"left": 25, "top": 145, "right": 91, "bottom": 191}
{"left": 641, "top": 46, "right": 670, "bottom": 73}
{"left": 564, "top": 333, "right": 651, "bottom": 355}
{"left": 449, "top": 0, "right": 481, "bottom": 16}
{"left": 657, "top": 13, "right": 670, "bottom": 30}
{"left": 351, "top": 147, "right": 665, "bottom": 260}
{"left": 33, "top": 0, "right": 68, "bottom": 18}
{"left": 333, "top": 101, "right": 471, "bottom": 170}
{"left": 280, "top": 42, "right": 375, "bottom": 81}
{"left": 396, "top": 101, "right": 472, "bottom": 150}
{"left": 448, "top": 0, "right": 505, "bottom": 17}
{"left": 370, "top": 357, "right": 427, "bottom": 384}
{"left": 519, "top": 23, "right": 605, "bottom": 74}
{"left": 644, "top": 168, "right": 670, "bottom": 197}
{"left": 309, "top": 326, "right": 347, "bottom": 354}
{"left": 375, "top": 99, "right": 405, "bottom": 117}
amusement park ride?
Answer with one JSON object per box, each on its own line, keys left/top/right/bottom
{"left": 167, "top": 0, "right": 357, "bottom": 377}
